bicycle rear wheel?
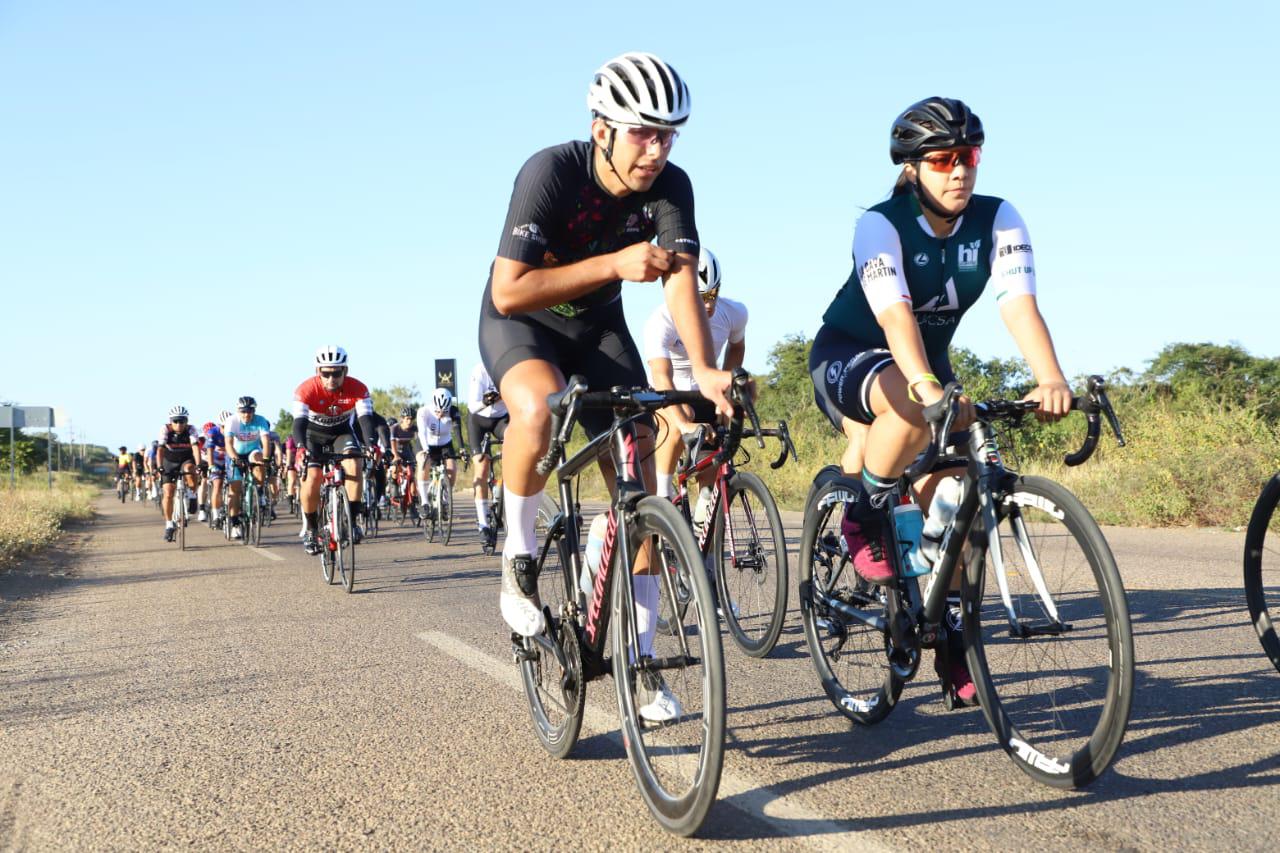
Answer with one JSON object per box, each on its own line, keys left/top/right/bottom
{"left": 518, "top": 494, "right": 585, "bottom": 758}
{"left": 797, "top": 478, "right": 900, "bottom": 725}
{"left": 965, "top": 474, "right": 1134, "bottom": 788}
{"left": 1245, "top": 473, "right": 1280, "bottom": 673}
{"left": 713, "top": 471, "right": 788, "bottom": 657}
{"left": 613, "top": 496, "right": 724, "bottom": 837}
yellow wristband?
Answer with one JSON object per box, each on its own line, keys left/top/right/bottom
{"left": 906, "top": 373, "right": 941, "bottom": 404}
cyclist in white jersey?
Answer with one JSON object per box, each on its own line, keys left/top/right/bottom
{"left": 644, "top": 246, "right": 748, "bottom": 498}
{"left": 415, "top": 387, "right": 465, "bottom": 512}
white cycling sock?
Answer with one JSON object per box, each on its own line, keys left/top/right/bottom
{"left": 655, "top": 473, "right": 673, "bottom": 499}
{"left": 475, "top": 498, "right": 489, "bottom": 528}
{"left": 502, "top": 489, "right": 542, "bottom": 559}
{"left": 416, "top": 477, "right": 428, "bottom": 506}
{"left": 165, "top": 520, "right": 175, "bottom": 530}
{"left": 634, "top": 574, "right": 660, "bottom": 660}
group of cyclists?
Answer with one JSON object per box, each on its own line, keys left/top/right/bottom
{"left": 112, "top": 51, "right": 1082, "bottom": 827}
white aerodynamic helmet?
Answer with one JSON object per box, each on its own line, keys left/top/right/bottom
{"left": 218, "top": 410, "right": 233, "bottom": 424}
{"left": 315, "top": 345, "right": 348, "bottom": 367}
{"left": 432, "top": 387, "right": 452, "bottom": 411}
{"left": 168, "top": 405, "right": 189, "bottom": 419}
{"left": 587, "top": 52, "right": 691, "bottom": 128}
{"left": 697, "top": 247, "right": 722, "bottom": 294}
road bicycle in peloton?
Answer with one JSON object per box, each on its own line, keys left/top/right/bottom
{"left": 361, "top": 453, "right": 381, "bottom": 539}
{"left": 1245, "top": 472, "right": 1280, "bottom": 673}
{"left": 798, "top": 376, "right": 1133, "bottom": 788}
{"left": 310, "top": 451, "right": 358, "bottom": 593}
{"left": 421, "top": 450, "right": 458, "bottom": 545}
{"left": 386, "top": 458, "right": 420, "bottom": 527}
{"left": 513, "top": 369, "right": 753, "bottom": 836}
{"left": 663, "top": 416, "right": 797, "bottom": 657}
{"left": 477, "top": 432, "right": 505, "bottom": 556}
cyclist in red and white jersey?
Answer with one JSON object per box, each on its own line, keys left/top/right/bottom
{"left": 291, "top": 345, "right": 379, "bottom": 554}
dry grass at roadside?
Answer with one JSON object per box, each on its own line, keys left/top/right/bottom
{"left": 0, "top": 474, "right": 97, "bottom": 569}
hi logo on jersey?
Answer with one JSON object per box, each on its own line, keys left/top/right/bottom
{"left": 958, "top": 239, "right": 982, "bottom": 271}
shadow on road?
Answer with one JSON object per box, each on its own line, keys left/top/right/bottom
{"left": 706, "top": 585, "right": 1280, "bottom": 839}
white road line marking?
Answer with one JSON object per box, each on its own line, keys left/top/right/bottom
{"left": 249, "top": 547, "right": 284, "bottom": 562}
{"left": 416, "top": 630, "right": 889, "bottom": 852}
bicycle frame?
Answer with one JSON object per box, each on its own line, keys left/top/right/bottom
{"left": 537, "top": 412, "right": 681, "bottom": 679}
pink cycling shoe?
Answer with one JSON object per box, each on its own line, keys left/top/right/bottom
{"left": 841, "top": 510, "right": 894, "bottom": 585}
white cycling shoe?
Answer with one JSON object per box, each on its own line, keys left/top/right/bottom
{"left": 500, "top": 553, "right": 545, "bottom": 637}
{"left": 638, "top": 672, "right": 684, "bottom": 724}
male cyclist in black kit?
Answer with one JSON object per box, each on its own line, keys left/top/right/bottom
{"left": 479, "top": 52, "right": 732, "bottom": 723}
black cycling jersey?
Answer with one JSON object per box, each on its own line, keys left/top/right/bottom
{"left": 483, "top": 139, "right": 699, "bottom": 320}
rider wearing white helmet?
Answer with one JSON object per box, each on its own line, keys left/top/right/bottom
{"left": 644, "top": 245, "right": 749, "bottom": 498}
{"left": 157, "top": 405, "right": 200, "bottom": 541}
{"left": 415, "top": 386, "right": 465, "bottom": 509}
{"left": 477, "top": 52, "right": 734, "bottom": 725}
{"left": 291, "top": 345, "right": 379, "bottom": 553}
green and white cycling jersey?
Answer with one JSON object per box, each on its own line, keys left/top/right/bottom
{"left": 821, "top": 193, "right": 1036, "bottom": 363}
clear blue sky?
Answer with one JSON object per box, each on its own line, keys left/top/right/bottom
{"left": 2, "top": 1, "right": 1274, "bottom": 449}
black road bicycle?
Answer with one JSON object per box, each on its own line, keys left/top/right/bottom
{"left": 664, "top": 417, "right": 796, "bottom": 657}
{"left": 798, "top": 376, "right": 1133, "bottom": 788}
{"left": 477, "top": 432, "right": 505, "bottom": 556}
{"left": 512, "top": 371, "right": 754, "bottom": 836}
{"left": 1245, "top": 472, "right": 1280, "bottom": 672}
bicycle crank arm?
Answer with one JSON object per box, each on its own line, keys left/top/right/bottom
{"left": 821, "top": 595, "right": 888, "bottom": 634}
{"left": 1010, "top": 619, "right": 1072, "bottom": 639}
{"left": 632, "top": 654, "right": 702, "bottom": 673}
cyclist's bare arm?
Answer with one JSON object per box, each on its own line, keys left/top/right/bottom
{"left": 490, "top": 242, "right": 673, "bottom": 314}
{"left": 998, "top": 294, "right": 1070, "bottom": 418}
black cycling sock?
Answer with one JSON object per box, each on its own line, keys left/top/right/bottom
{"left": 305, "top": 511, "right": 319, "bottom": 533}
{"left": 858, "top": 467, "right": 896, "bottom": 515}
{"left": 351, "top": 500, "right": 365, "bottom": 521}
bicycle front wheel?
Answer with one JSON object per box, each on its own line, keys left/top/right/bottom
{"left": 612, "top": 496, "right": 724, "bottom": 837}
{"left": 320, "top": 492, "right": 336, "bottom": 585}
{"left": 441, "top": 477, "right": 453, "bottom": 545}
{"left": 1245, "top": 473, "right": 1280, "bottom": 673}
{"left": 336, "top": 490, "right": 355, "bottom": 593}
{"left": 965, "top": 474, "right": 1134, "bottom": 788}
{"left": 713, "top": 470, "right": 788, "bottom": 658}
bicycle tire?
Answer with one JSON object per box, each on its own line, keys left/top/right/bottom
{"left": 176, "top": 492, "right": 186, "bottom": 552}
{"left": 612, "top": 496, "right": 725, "bottom": 837}
{"left": 244, "top": 484, "right": 259, "bottom": 547}
{"left": 441, "top": 477, "right": 453, "bottom": 545}
{"left": 797, "top": 478, "right": 901, "bottom": 725}
{"left": 712, "top": 470, "right": 789, "bottom": 658}
{"left": 1244, "top": 473, "right": 1280, "bottom": 673}
{"left": 336, "top": 489, "right": 355, "bottom": 593}
{"left": 492, "top": 483, "right": 505, "bottom": 534}
{"left": 518, "top": 493, "right": 585, "bottom": 758}
{"left": 964, "top": 474, "right": 1134, "bottom": 788}
{"left": 320, "top": 490, "right": 336, "bottom": 585}
{"left": 426, "top": 478, "right": 438, "bottom": 543}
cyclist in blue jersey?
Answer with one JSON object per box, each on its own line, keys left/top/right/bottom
{"left": 222, "top": 396, "right": 272, "bottom": 540}
{"left": 809, "top": 98, "right": 1073, "bottom": 704}
{"left": 479, "top": 53, "right": 733, "bottom": 723}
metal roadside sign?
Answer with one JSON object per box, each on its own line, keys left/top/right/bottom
{"left": 2, "top": 405, "right": 58, "bottom": 487}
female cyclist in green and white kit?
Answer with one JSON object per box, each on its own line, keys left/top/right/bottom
{"left": 809, "top": 97, "right": 1073, "bottom": 703}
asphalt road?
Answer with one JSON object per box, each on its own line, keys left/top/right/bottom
{"left": 2, "top": 493, "right": 1277, "bottom": 851}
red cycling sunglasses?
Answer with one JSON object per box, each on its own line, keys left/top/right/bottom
{"left": 916, "top": 147, "right": 982, "bottom": 173}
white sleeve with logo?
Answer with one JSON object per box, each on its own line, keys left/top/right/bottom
{"left": 642, "top": 305, "right": 678, "bottom": 363}
{"left": 852, "top": 210, "right": 911, "bottom": 318}
{"left": 989, "top": 201, "right": 1037, "bottom": 304}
